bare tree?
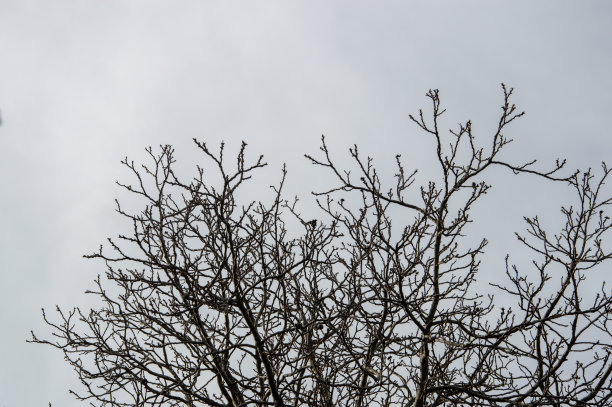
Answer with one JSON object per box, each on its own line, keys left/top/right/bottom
{"left": 32, "top": 85, "right": 612, "bottom": 407}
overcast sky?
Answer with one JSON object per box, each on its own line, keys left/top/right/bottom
{"left": 1, "top": 1, "right": 611, "bottom": 406}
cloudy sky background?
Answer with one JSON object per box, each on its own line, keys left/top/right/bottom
{"left": 1, "top": 1, "right": 611, "bottom": 406}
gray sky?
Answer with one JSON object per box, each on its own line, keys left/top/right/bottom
{"left": 1, "top": 1, "right": 611, "bottom": 406}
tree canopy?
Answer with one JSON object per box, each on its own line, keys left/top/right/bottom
{"left": 32, "top": 86, "right": 612, "bottom": 407}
